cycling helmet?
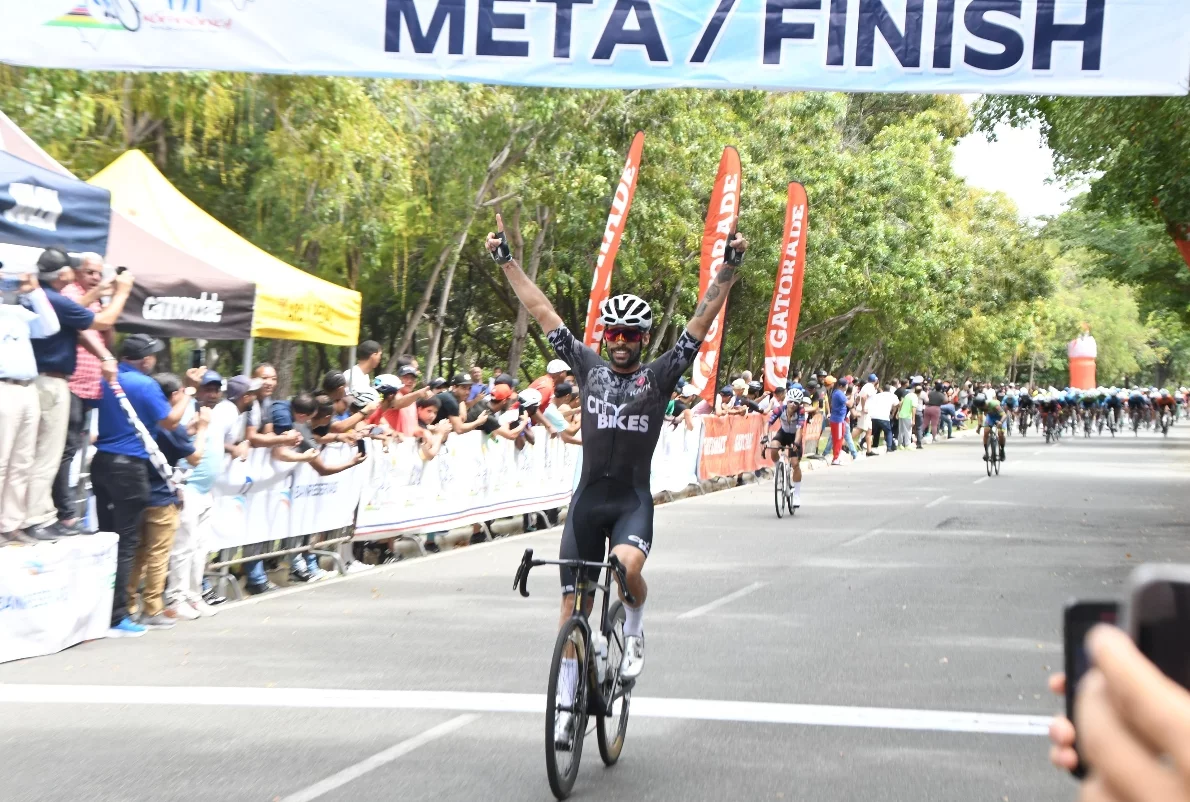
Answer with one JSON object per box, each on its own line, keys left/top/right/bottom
{"left": 348, "top": 388, "right": 379, "bottom": 410}
{"left": 599, "top": 294, "right": 653, "bottom": 331}
{"left": 786, "top": 387, "right": 805, "bottom": 404}
{"left": 373, "top": 374, "right": 401, "bottom": 395}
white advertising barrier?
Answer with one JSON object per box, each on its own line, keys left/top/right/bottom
{"left": 0, "top": 532, "right": 117, "bottom": 664}
{"left": 356, "top": 430, "right": 580, "bottom": 537}
{"left": 650, "top": 417, "right": 704, "bottom": 495}
{"left": 1, "top": 1, "right": 1186, "bottom": 96}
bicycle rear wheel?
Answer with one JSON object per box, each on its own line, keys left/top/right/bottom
{"left": 985, "top": 447, "right": 993, "bottom": 476}
{"left": 773, "top": 460, "right": 785, "bottom": 519}
{"left": 596, "top": 601, "right": 630, "bottom": 766}
{"left": 546, "top": 618, "right": 589, "bottom": 799}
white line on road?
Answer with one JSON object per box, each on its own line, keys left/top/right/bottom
{"left": 0, "top": 684, "right": 1049, "bottom": 737}
{"left": 841, "top": 528, "right": 883, "bottom": 548}
{"left": 973, "top": 477, "right": 989, "bottom": 485}
{"left": 925, "top": 495, "right": 950, "bottom": 509}
{"left": 280, "top": 714, "right": 478, "bottom": 802}
{"left": 678, "top": 581, "right": 766, "bottom": 619}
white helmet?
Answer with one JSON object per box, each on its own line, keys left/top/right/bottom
{"left": 786, "top": 387, "right": 805, "bottom": 404}
{"left": 599, "top": 294, "right": 653, "bottom": 331}
{"left": 518, "top": 388, "right": 543, "bottom": 408}
{"left": 373, "top": 374, "right": 401, "bottom": 394}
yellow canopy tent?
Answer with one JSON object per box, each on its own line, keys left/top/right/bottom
{"left": 90, "top": 150, "right": 360, "bottom": 346}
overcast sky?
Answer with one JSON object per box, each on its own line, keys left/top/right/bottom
{"left": 951, "top": 112, "right": 1080, "bottom": 222}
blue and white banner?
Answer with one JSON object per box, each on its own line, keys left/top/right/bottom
{"left": 0, "top": 0, "right": 1186, "bottom": 96}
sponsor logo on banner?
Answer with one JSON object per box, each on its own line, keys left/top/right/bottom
{"left": 46, "top": 1, "right": 254, "bottom": 39}
{"left": 142, "top": 292, "right": 224, "bottom": 323}
{"left": 584, "top": 131, "right": 645, "bottom": 349}
{"left": 699, "top": 414, "right": 770, "bottom": 480}
{"left": 3, "top": 183, "right": 62, "bottom": 231}
{"left": 690, "top": 147, "right": 741, "bottom": 404}
{"left": 764, "top": 182, "right": 809, "bottom": 391}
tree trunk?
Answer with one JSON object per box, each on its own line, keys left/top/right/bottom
{"left": 270, "top": 339, "right": 299, "bottom": 398}
{"left": 426, "top": 136, "right": 520, "bottom": 375}
{"left": 389, "top": 244, "right": 451, "bottom": 370}
{"left": 507, "top": 205, "right": 550, "bottom": 376}
{"left": 648, "top": 279, "right": 684, "bottom": 361}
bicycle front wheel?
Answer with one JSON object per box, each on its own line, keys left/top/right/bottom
{"left": 112, "top": 0, "right": 141, "bottom": 31}
{"left": 773, "top": 459, "right": 785, "bottom": 519}
{"left": 546, "top": 618, "right": 589, "bottom": 799}
{"left": 986, "top": 449, "right": 993, "bottom": 476}
{"left": 596, "top": 601, "right": 630, "bottom": 766}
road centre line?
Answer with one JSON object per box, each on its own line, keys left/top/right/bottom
{"left": 280, "top": 714, "right": 478, "bottom": 802}
{"left": 925, "top": 495, "right": 950, "bottom": 509}
{"left": 0, "top": 684, "right": 1049, "bottom": 737}
{"left": 973, "top": 477, "right": 989, "bottom": 485}
{"left": 677, "top": 582, "right": 767, "bottom": 619}
{"left": 840, "top": 528, "right": 883, "bottom": 548}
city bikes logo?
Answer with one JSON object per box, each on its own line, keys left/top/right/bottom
{"left": 47, "top": 1, "right": 255, "bottom": 37}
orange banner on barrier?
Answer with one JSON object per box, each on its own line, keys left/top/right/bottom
{"left": 763, "top": 182, "right": 808, "bottom": 391}
{"left": 690, "top": 146, "right": 742, "bottom": 404}
{"left": 699, "top": 414, "right": 768, "bottom": 480}
{"left": 583, "top": 131, "right": 645, "bottom": 348}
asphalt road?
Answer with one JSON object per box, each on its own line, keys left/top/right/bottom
{"left": 3, "top": 421, "right": 1190, "bottom": 802}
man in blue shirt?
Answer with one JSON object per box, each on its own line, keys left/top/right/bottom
{"left": 22, "top": 248, "right": 133, "bottom": 540}
{"left": 93, "top": 334, "right": 191, "bottom": 637}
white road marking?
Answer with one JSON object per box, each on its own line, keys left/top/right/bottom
{"left": 840, "top": 528, "right": 883, "bottom": 548}
{"left": 280, "top": 714, "right": 478, "bottom": 802}
{"left": 678, "top": 581, "right": 767, "bottom": 619}
{"left": 973, "top": 477, "right": 989, "bottom": 485}
{"left": 0, "top": 684, "right": 1049, "bottom": 737}
{"left": 925, "top": 495, "right": 950, "bottom": 509}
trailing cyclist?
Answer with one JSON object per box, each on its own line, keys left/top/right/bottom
{"left": 765, "top": 387, "right": 809, "bottom": 509}
{"left": 486, "top": 214, "right": 748, "bottom": 748}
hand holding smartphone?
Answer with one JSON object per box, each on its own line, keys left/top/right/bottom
{"left": 1063, "top": 600, "right": 1119, "bottom": 778}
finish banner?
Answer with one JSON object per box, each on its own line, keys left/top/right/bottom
{"left": 763, "top": 182, "right": 809, "bottom": 392}
{"left": 583, "top": 131, "right": 644, "bottom": 349}
{"left": 690, "top": 146, "right": 741, "bottom": 404}
{"left": 1, "top": 2, "right": 1186, "bottom": 96}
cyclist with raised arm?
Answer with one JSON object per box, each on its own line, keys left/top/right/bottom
{"left": 765, "top": 387, "right": 809, "bottom": 509}
{"left": 486, "top": 214, "right": 748, "bottom": 748}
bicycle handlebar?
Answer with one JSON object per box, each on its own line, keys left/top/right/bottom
{"left": 512, "top": 548, "right": 637, "bottom": 606}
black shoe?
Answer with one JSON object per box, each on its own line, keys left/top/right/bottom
{"left": 246, "top": 581, "right": 279, "bottom": 596}
{"left": 1000, "top": 451, "right": 1007, "bottom": 461}
{"left": 916, "top": 445, "right": 924, "bottom": 450}
{"left": 24, "top": 523, "right": 61, "bottom": 541}
{"left": 982, "top": 454, "right": 990, "bottom": 461}
{"left": 202, "top": 588, "right": 227, "bottom": 606}
{"left": 865, "top": 451, "right": 879, "bottom": 457}
{"left": 289, "top": 568, "right": 312, "bottom": 584}
{"left": 424, "top": 541, "right": 441, "bottom": 554}
{"left": 58, "top": 518, "right": 96, "bottom": 535}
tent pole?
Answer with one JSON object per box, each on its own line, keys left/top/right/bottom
{"left": 243, "top": 336, "right": 254, "bottom": 376}
{"left": 347, "top": 346, "right": 356, "bottom": 374}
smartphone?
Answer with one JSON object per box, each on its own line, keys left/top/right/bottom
{"left": 356, "top": 438, "right": 367, "bottom": 456}
{"left": 1128, "top": 564, "right": 1190, "bottom": 689}
{"left": 1064, "top": 599, "right": 1120, "bottom": 778}
{"left": 190, "top": 348, "right": 204, "bottom": 370}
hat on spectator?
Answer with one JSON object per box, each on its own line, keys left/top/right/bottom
{"left": 120, "top": 333, "right": 164, "bottom": 360}
{"left": 519, "top": 388, "right": 543, "bottom": 408}
{"left": 429, "top": 377, "right": 447, "bottom": 389}
{"left": 824, "top": 375, "right": 837, "bottom": 386}
{"left": 554, "top": 382, "right": 574, "bottom": 398}
{"left": 226, "top": 375, "right": 263, "bottom": 402}
{"left": 397, "top": 365, "right": 419, "bottom": 377}
{"left": 868, "top": 373, "right": 878, "bottom": 383}
{"left": 490, "top": 384, "right": 514, "bottom": 402}
{"left": 718, "top": 386, "right": 733, "bottom": 396}
{"left": 681, "top": 384, "right": 699, "bottom": 398}
{"left": 37, "top": 247, "right": 80, "bottom": 278}
{"left": 546, "top": 359, "right": 570, "bottom": 374}
{"left": 732, "top": 378, "right": 747, "bottom": 392}
{"left": 494, "top": 372, "right": 518, "bottom": 388}
{"left": 200, "top": 370, "right": 223, "bottom": 386}
{"left": 450, "top": 373, "right": 468, "bottom": 386}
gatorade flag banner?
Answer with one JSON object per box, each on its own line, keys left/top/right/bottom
{"left": 0, "top": 2, "right": 1186, "bottom": 96}
{"left": 583, "top": 131, "right": 644, "bottom": 349}
{"left": 690, "top": 147, "right": 741, "bottom": 404}
{"left": 763, "top": 182, "right": 809, "bottom": 392}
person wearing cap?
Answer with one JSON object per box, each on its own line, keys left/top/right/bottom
{"left": 465, "top": 384, "right": 529, "bottom": 441}
{"left": 668, "top": 384, "right": 699, "bottom": 430}
{"left": 433, "top": 373, "right": 490, "bottom": 435}
{"left": 527, "top": 358, "right": 571, "bottom": 434}
{"left": 93, "top": 334, "right": 194, "bottom": 636}
{"left": 21, "top": 248, "right": 134, "bottom": 540}
{"left": 53, "top": 252, "right": 113, "bottom": 531}
{"left": 0, "top": 269, "right": 61, "bottom": 544}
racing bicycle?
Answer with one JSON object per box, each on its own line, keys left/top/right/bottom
{"left": 985, "top": 433, "right": 1002, "bottom": 476}
{"left": 514, "top": 549, "right": 634, "bottom": 800}
{"left": 761, "top": 435, "right": 797, "bottom": 519}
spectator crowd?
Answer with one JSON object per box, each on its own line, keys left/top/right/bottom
{"left": 4, "top": 246, "right": 991, "bottom": 641}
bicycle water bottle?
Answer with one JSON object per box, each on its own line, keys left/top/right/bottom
{"left": 593, "top": 632, "right": 608, "bottom": 684}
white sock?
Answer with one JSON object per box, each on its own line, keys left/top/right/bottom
{"left": 559, "top": 657, "right": 578, "bottom": 706}
{"left": 623, "top": 602, "right": 644, "bottom": 637}
{"left": 793, "top": 481, "right": 801, "bottom": 497}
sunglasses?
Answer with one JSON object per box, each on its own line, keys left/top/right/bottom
{"left": 604, "top": 328, "right": 644, "bottom": 344}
